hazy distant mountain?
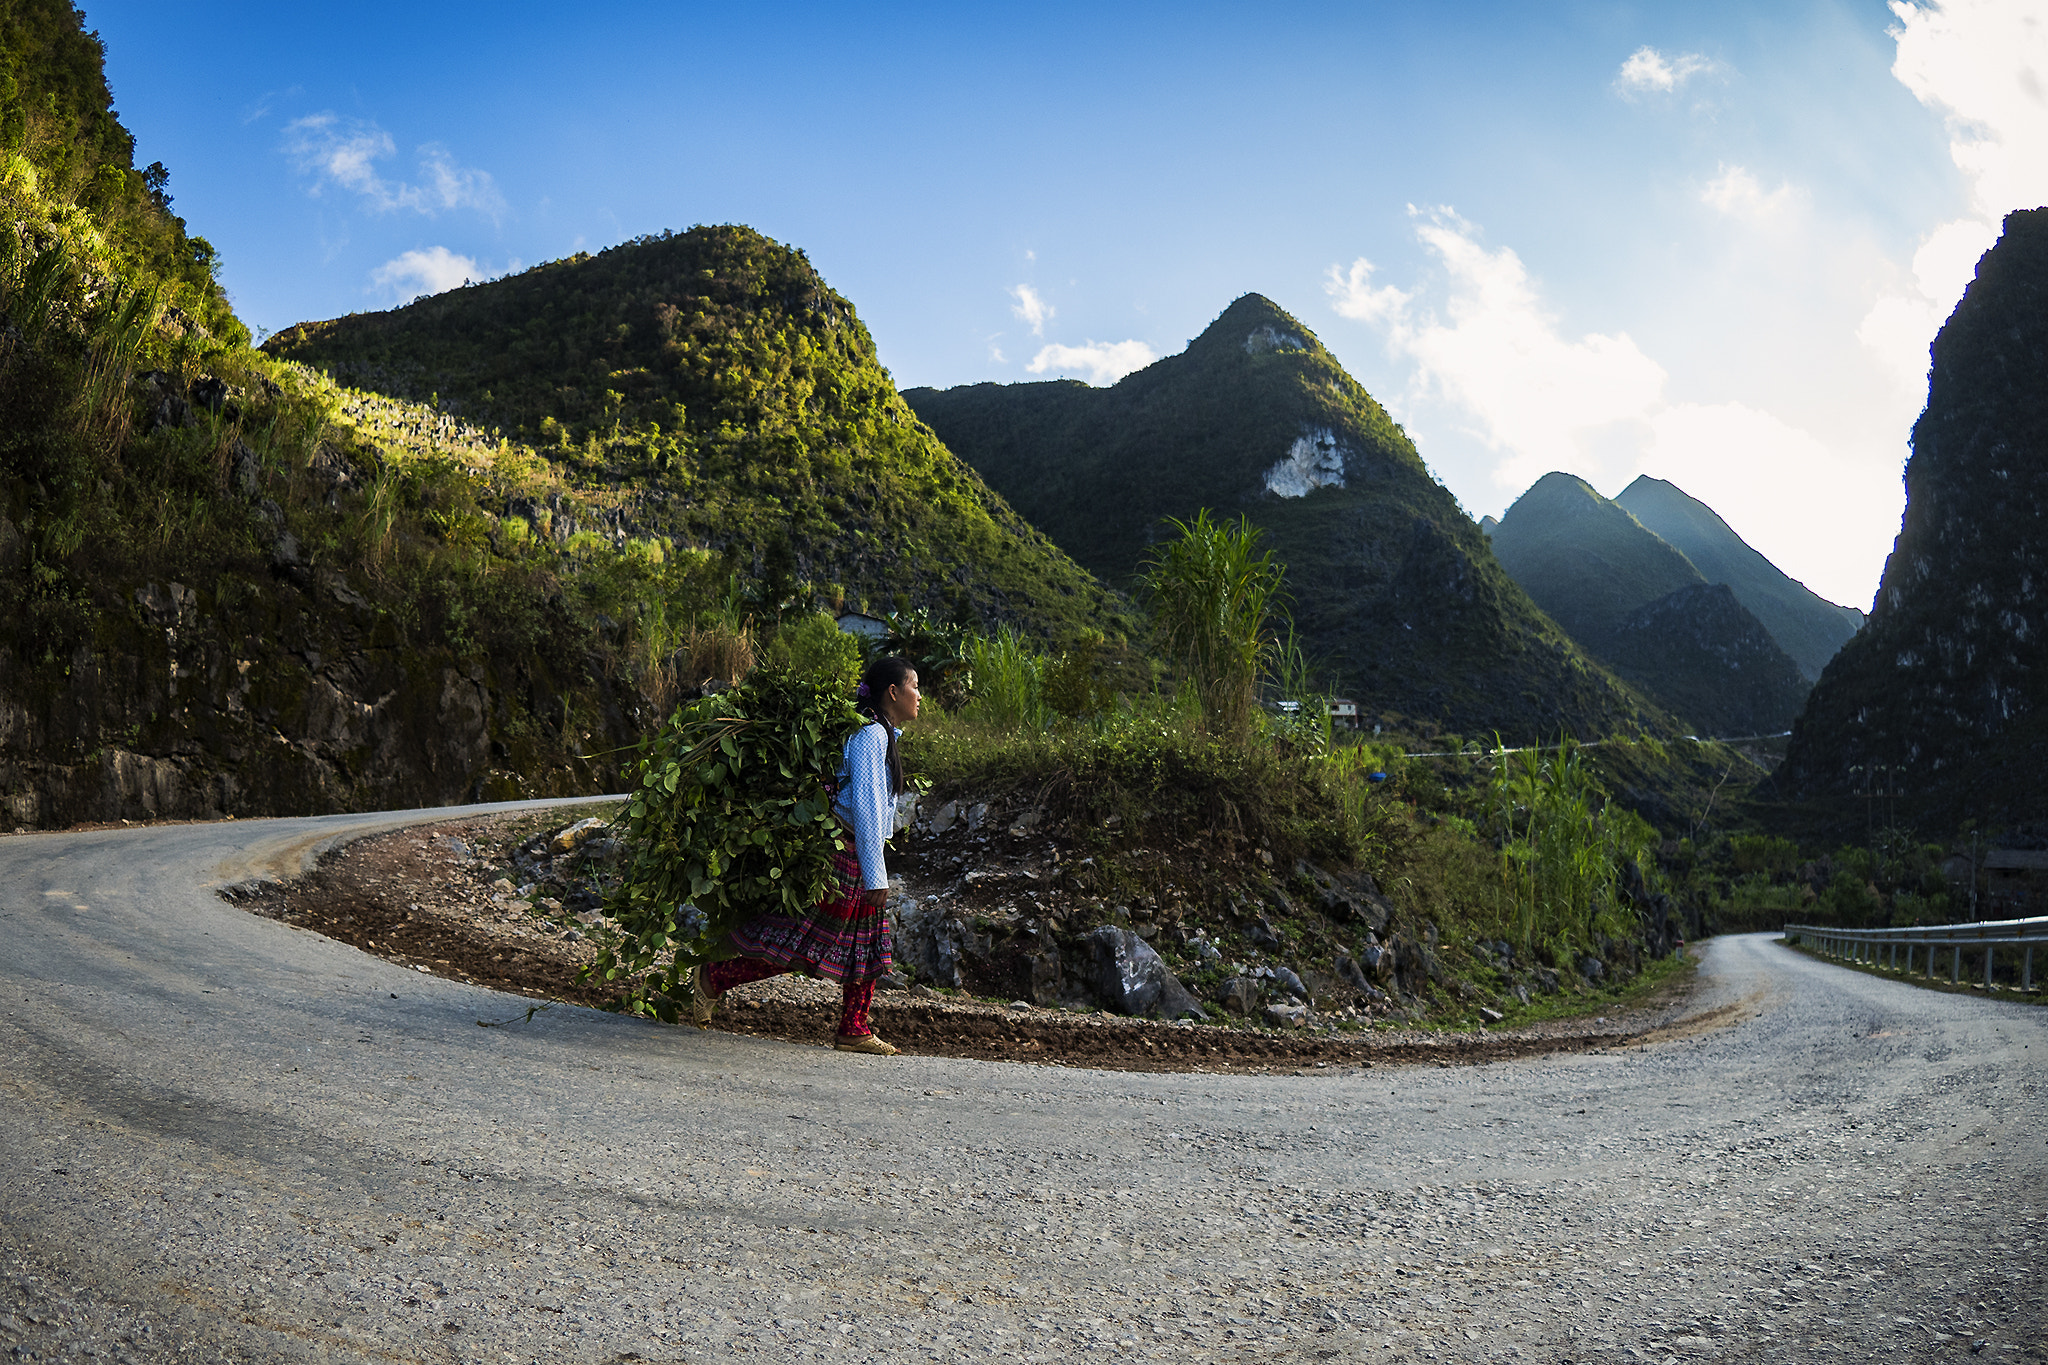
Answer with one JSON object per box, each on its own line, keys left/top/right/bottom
{"left": 905, "top": 296, "right": 1669, "bottom": 741}
{"left": 1614, "top": 476, "right": 1863, "bottom": 680}
{"left": 1487, "top": 473, "right": 1809, "bottom": 735}
{"left": 1488, "top": 473, "right": 1702, "bottom": 641}
{"left": 1599, "top": 584, "right": 1813, "bottom": 738}
{"left": 1776, "top": 209, "right": 2048, "bottom": 830}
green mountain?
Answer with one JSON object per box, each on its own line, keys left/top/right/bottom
{"left": 1599, "top": 584, "right": 1811, "bottom": 738}
{"left": 1775, "top": 208, "right": 2048, "bottom": 832}
{"left": 1488, "top": 472, "right": 1702, "bottom": 642}
{"left": 265, "top": 227, "right": 1125, "bottom": 641}
{"left": 1487, "top": 472, "right": 1810, "bottom": 735}
{"left": 1614, "top": 475, "right": 1863, "bottom": 679}
{"left": 0, "top": 0, "right": 1125, "bottom": 828}
{"left": 903, "top": 295, "right": 1668, "bottom": 742}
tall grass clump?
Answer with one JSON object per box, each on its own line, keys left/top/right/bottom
{"left": 1489, "top": 735, "right": 1657, "bottom": 953}
{"left": 962, "top": 626, "right": 1049, "bottom": 730}
{"left": 1141, "top": 509, "right": 1284, "bottom": 737}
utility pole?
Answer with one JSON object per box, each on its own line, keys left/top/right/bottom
{"left": 1970, "top": 828, "right": 1980, "bottom": 921}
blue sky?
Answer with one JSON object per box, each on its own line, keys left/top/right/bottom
{"left": 86, "top": 0, "right": 2047, "bottom": 609}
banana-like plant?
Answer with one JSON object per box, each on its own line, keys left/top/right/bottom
{"left": 1141, "top": 509, "right": 1286, "bottom": 737}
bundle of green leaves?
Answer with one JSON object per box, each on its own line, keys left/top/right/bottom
{"left": 586, "top": 667, "right": 866, "bottom": 1021}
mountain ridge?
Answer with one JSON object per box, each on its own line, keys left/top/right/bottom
{"left": 266, "top": 227, "right": 1131, "bottom": 642}
{"left": 1487, "top": 473, "right": 1810, "bottom": 736}
{"left": 1614, "top": 475, "right": 1863, "bottom": 680}
{"left": 905, "top": 294, "right": 1672, "bottom": 742}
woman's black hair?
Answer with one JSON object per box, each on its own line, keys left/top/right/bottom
{"left": 857, "top": 655, "right": 914, "bottom": 795}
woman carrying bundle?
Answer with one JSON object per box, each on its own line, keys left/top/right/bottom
{"left": 690, "top": 656, "right": 921, "bottom": 1055}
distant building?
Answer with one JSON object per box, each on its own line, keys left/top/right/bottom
{"left": 1329, "top": 698, "right": 1360, "bottom": 729}
{"left": 835, "top": 612, "right": 890, "bottom": 641}
{"left": 1984, "top": 849, "right": 2048, "bottom": 916}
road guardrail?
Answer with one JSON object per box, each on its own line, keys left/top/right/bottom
{"left": 1783, "top": 916, "right": 2048, "bottom": 993}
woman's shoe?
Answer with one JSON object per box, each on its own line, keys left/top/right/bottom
{"left": 690, "top": 964, "right": 719, "bottom": 1026}
{"left": 833, "top": 1032, "right": 899, "bottom": 1055}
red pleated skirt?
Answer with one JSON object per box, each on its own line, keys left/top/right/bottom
{"left": 726, "top": 847, "right": 893, "bottom": 984}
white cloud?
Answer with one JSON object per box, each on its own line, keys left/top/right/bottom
{"left": 1862, "top": 1, "right": 2048, "bottom": 398}
{"left": 1635, "top": 403, "right": 1898, "bottom": 612}
{"left": 1892, "top": 0, "right": 2048, "bottom": 221}
{"left": 1328, "top": 209, "right": 1667, "bottom": 492}
{"left": 1325, "top": 256, "right": 1411, "bottom": 326}
{"left": 1026, "top": 340, "right": 1155, "bottom": 386}
{"left": 1325, "top": 210, "right": 1899, "bottom": 606}
{"left": 989, "top": 343, "right": 1006, "bottom": 363}
{"left": 1701, "top": 164, "right": 1801, "bottom": 223}
{"left": 285, "top": 114, "right": 505, "bottom": 219}
{"left": 371, "top": 246, "right": 479, "bottom": 302}
{"left": 1615, "top": 46, "right": 1716, "bottom": 96}
{"left": 1009, "top": 284, "right": 1054, "bottom": 336}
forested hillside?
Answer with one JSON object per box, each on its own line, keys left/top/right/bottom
{"left": 0, "top": 0, "right": 1125, "bottom": 827}
{"left": 1775, "top": 208, "right": 2047, "bottom": 833}
{"left": 1615, "top": 476, "right": 1863, "bottom": 680}
{"left": 906, "top": 295, "right": 1671, "bottom": 743}
{"left": 266, "top": 228, "right": 1125, "bottom": 642}
{"left": 1488, "top": 473, "right": 1809, "bottom": 736}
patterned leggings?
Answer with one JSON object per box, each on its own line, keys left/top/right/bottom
{"left": 705, "top": 957, "right": 878, "bottom": 1037}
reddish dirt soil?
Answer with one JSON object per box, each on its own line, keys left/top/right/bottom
{"left": 231, "top": 812, "right": 1707, "bottom": 1074}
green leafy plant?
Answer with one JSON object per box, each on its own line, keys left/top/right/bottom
{"left": 586, "top": 667, "right": 865, "bottom": 1021}
{"left": 764, "top": 610, "right": 863, "bottom": 691}
{"left": 1141, "top": 509, "right": 1286, "bottom": 737}
{"left": 1490, "top": 734, "right": 1655, "bottom": 952}
{"left": 963, "top": 626, "right": 1048, "bottom": 730}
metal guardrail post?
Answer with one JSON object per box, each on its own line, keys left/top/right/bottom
{"left": 1785, "top": 918, "right": 2047, "bottom": 994}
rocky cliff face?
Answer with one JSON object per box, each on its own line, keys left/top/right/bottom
{"left": 0, "top": 542, "right": 627, "bottom": 830}
{"left": 1775, "top": 208, "right": 2048, "bottom": 830}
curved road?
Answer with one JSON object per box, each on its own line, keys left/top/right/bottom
{"left": 2, "top": 805, "right": 2043, "bottom": 1364}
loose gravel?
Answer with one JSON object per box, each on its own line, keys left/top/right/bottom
{"left": 2, "top": 805, "right": 2043, "bottom": 1364}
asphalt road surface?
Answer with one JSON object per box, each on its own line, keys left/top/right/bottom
{"left": 2, "top": 804, "right": 2043, "bottom": 1364}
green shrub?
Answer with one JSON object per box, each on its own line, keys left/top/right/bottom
{"left": 764, "top": 611, "right": 863, "bottom": 692}
{"left": 962, "top": 627, "right": 1048, "bottom": 730}
{"left": 589, "top": 668, "right": 865, "bottom": 1021}
{"left": 1729, "top": 833, "right": 1799, "bottom": 877}
{"left": 1142, "top": 509, "right": 1285, "bottom": 737}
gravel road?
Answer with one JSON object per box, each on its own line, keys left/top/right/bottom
{"left": 3, "top": 804, "right": 2042, "bottom": 1364}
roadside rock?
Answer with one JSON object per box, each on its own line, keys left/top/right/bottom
{"left": 1086, "top": 926, "right": 1206, "bottom": 1020}
{"left": 1271, "top": 965, "right": 1309, "bottom": 1000}
{"left": 551, "top": 816, "right": 609, "bottom": 854}
{"left": 1218, "top": 975, "right": 1262, "bottom": 1016}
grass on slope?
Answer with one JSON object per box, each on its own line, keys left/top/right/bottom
{"left": 265, "top": 226, "right": 1133, "bottom": 646}
{"left": 905, "top": 294, "right": 1673, "bottom": 745}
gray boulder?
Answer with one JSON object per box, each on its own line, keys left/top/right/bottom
{"left": 1218, "top": 975, "right": 1262, "bottom": 1015}
{"left": 1086, "top": 926, "right": 1207, "bottom": 1020}
{"left": 1271, "top": 965, "right": 1308, "bottom": 999}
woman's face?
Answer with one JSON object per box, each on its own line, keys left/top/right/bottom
{"left": 881, "top": 670, "right": 921, "bottom": 726}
